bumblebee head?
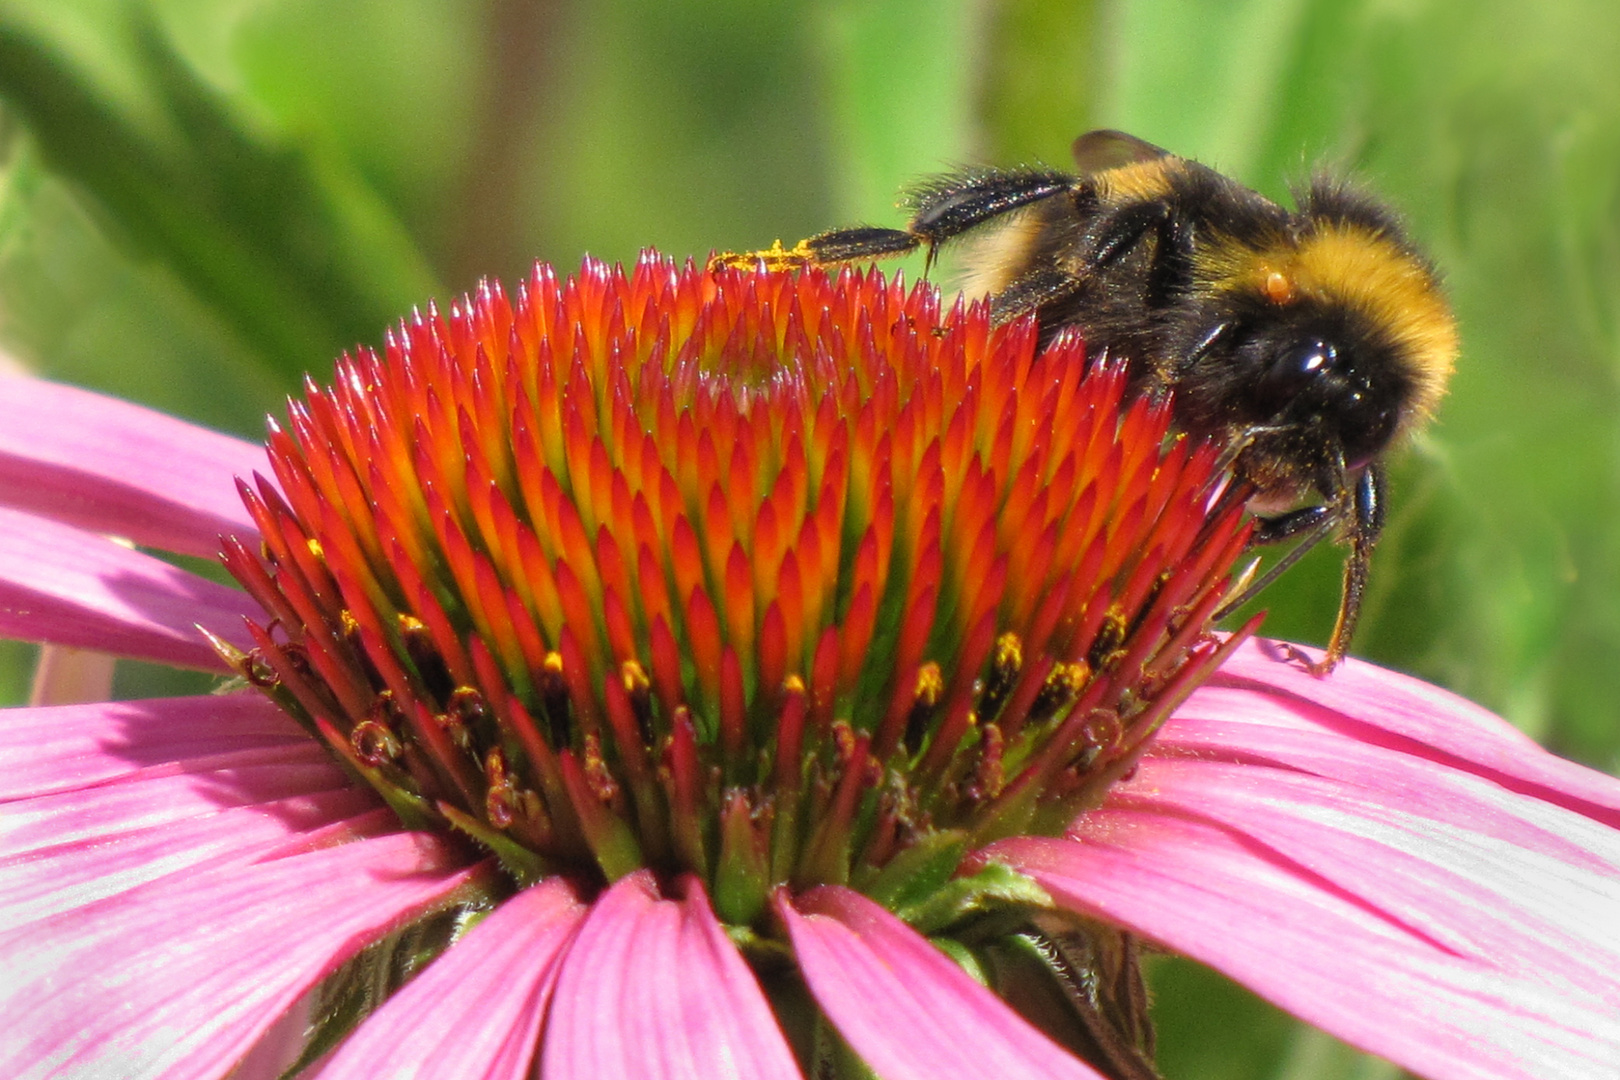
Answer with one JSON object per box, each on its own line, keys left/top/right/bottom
{"left": 1242, "top": 310, "right": 1414, "bottom": 470}
{"left": 1282, "top": 180, "right": 1459, "bottom": 442}
{"left": 1175, "top": 180, "right": 1458, "bottom": 483}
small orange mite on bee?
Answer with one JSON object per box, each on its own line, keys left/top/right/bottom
{"left": 715, "top": 130, "right": 1459, "bottom": 673}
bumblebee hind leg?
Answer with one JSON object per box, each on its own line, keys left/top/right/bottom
{"left": 905, "top": 169, "right": 1075, "bottom": 240}
{"left": 709, "top": 223, "right": 928, "bottom": 272}
{"left": 990, "top": 265, "right": 1087, "bottom": 328}
{"left": 711, "top": 169, "right": 1075, "bottom": 273}
{"left": 798, "top": 227, "right": 921, "bottom": 263}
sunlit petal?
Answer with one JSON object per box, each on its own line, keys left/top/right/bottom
{"left": 315, "top": 877, "right": 587, "bottom": 1080}
{"left": 781, "top": 885, "right": 1104, "bottom": 1080}
{"left": 0, "top": 375, "right": 265, "bottom": 555}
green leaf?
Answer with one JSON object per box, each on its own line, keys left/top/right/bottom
{"left": 0, "top": 132, "right": 284, "bottom": 432}
{"left": 0, "top": 12, "right": 441, "bottom": 386}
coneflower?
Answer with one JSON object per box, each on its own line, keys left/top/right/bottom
{"left": 0, "top": 256, "right": 1615, "bottom": 1080}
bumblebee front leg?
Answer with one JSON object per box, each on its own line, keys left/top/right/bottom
{"left": 1213, "top": 504, "right": 1341, "bottom": 622}
{"left": 711, "top": 168, "right": 1074, "bottom": 272}
{"left": 1222, "top": 463, "right": 1383, "bottom": 676}
{"left": 1317, "top": 461, "right": 1385, "bottom": 675}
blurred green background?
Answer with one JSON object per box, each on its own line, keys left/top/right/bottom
{"left": 1, "top": 0, "right": 1616, "bottom": 1076}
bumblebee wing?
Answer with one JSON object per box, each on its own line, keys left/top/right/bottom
{"left": 1071, "top": 130, "right": 1171, "bottom": 175}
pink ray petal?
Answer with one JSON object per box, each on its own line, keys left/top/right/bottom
{"left": 1147, "top": 719, "right": 1620, "bottom": 959}
{"left": 1132, "top": 757, "right": 1620, "bottom": 999}
{"left": 0, "top": 506, "right": 258, "bottom": 669}
{"left": 1159, "top": 650, "right": 1620, "bottom": 988}
{"left": 0, "top": 830, "right": 481, "bottom": 1080}
{"left": 0, "top": 376, "right": 265, "bottom": 558}
{"left": 1, "top": 703, "right": 376, "bottom": 925}
{"left": 779, "top": 885, "right": 1104, "bottom": 1080}
{"left": 542, "top": 871, "right": 803, "bottom": 1080}
{"left": 999, "top": 822, "right": 1620, "bottom": 1080}
{"left": 987, "top": 646, "right": 1620, "bottom": 1080}
{"left": 0, "top": 693, "right": 305, "bottom": 800}
{"left": 1154, "top": 705, "right": 1620, "bottom": 870}
{"left": 1213, "top": 639, "right": 1620, "bottom": 819}
{"left": 2, "top": 746, "right": 344, "bottom": 854}
{"left": 315, "top": 877, "right": 588, "bottom": 1080}
{"left": 0, "top": 787, "right": 379, "bottom": 922}
{"left": 1, "top": 744, "right": 346, "bottom": 860}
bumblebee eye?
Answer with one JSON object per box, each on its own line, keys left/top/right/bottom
{"left": 1259, "top": 338, "right": 1339, "bottom": 404}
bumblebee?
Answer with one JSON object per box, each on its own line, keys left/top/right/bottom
{"left": 716, "top": 130, "right": 1458, "bottom": 673}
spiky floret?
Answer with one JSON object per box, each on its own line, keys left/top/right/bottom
{"left": 217, "top": 254, "right": 1253, "bottom": 925}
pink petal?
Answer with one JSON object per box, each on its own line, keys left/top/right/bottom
{"left": 1001, "top": 825, "right": 1620, "bottom": 1080}
{"left": 779, "top": 885, "right": 1104, "bottom": 1080}
{"left": 1119, "top": 757, "right": 1620, "bottom": 998}
{"left": 988, "top": 645, "right": 1620, "bottom": 1080}
{"left": 1165, "top": 647, "right": 1620, "bottom": 986}
{"left": 0, "top": 830, "right": 480, "bottom": 1080}
{"left": 0, "top": 698, "right": 376, "bottom": 924}
{"left": 1154, "top": 699, "right": 1620, "bottom": 872}
{"left": 0, "top": 506, "right": 258, "bottom": 669}
{"left": 0, "top": 742, "right": 347, "bottom": 863}
{"left": 1214, "top": 638, "right": 1620, "bottom": 820}
{"left": 0, "top": 376, "right": 265, "bottom": 558}
{"left": 0, "top": 787, "right": 378, "bottom": 923}
{"left": 543, "top": 871, "right": 802, "bottom": 1080}
{"left": 315, "top": 878, "right": 588, "bottom": 1080}
{"left": 0, "top": 693, "right": 304, "bottom": 800}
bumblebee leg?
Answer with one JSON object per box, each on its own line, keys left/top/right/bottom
{"left": 1251, "top": 504, "right": 1334, "bottom": 545}
{"left": 712, "top": 169, "right": 1075, "bottom": 272}
{"left": 821, "top": 170, "right": 1079, "bottom": 272}
{"left": 1086, "top": 199, "right": 1197, "bottom": 313}
{"left": 1213, "top": 505, "right": 1340, "bottom": 620}
{"left": 907, "top": 170, "right": 1075, "bottom": 239}
{"left": 1087, "top": 200, "right": 1173, "bottom": 268}
{"left": 800, "top": 227, "right": 921, "bottom": 263}
{"left": 1316, "top": 461, "right": 1385, "bottom": 675}
{"left": 993, "top": 194, "right": 1190, "bottom": 343}
{"left": 990, "top": 265, "right": 1086, "bottom": 325}
{"left": 1181, "top": 321, "right": 1235, "bottom": 374}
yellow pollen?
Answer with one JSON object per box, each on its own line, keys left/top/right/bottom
{"left": 993, "top": 632, "right": 1023, "bottom": 673}
{"left": 914, "top": 662, "right": 944, "bottom": 707}
{"left": 621, "top": 659, "right": 650, "bottom": 695}
{"left": 707, "top": 238, "right": 816, "bottom": 273}
{"left": 1040, "top": 661, "right": 1091, "bottom": 710}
